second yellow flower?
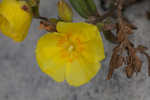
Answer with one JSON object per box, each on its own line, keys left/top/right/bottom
{"left": 0, "top": 0, "right": 32, "bottom": 42}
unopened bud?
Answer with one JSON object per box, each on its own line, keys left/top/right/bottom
{"left": 57, "top": 0, "right": 73, "bottom": 22}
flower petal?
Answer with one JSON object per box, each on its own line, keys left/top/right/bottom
{"left": 36, "top": 33, "right": 66, "bottom": 82}
{"left": 81, "top": 39, "right": 105, "bottom": 62}
{"left": 66, "top": 57, "right": 101, "bottom": 87}
{"left": 57, "top": 22, "right": 101, "bottom": 42}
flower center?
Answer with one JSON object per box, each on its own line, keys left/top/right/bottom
{"left": 68, "top": 44, "right": 74, "bottom": 52}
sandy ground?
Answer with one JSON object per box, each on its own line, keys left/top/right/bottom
{"left": 0, "top": 0, "right": 150, "bottom": 100}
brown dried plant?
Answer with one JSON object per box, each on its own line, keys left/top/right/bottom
{"left": 106, "top": 0, "right": 150, "bottom": 79}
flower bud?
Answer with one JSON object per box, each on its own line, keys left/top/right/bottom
{"left": 0, "top": 0, "right": 32, "bottom": 42}
{"left": 57, "top": 0, "right": 73, "bottom": 22}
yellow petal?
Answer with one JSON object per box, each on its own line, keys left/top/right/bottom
{"left": 57, "top": 22, "right": 101, "bottom": 42}
{"left": 66, "top": 57, "right": 101, "bottom": 87}
{"left": 36, "top": 33, "right": 66, "bottom": 82}
{"left": 81, "top": 39, "right": 105, "bottom": 62}
{"left": 0, "top": 0, "right": 32, "bottom": 42}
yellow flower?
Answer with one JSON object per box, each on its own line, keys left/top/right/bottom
{"left": 36, "top": 22, "right": 105, "bottom": 87}
{"left": 0, "top": 0, "right": 32, "bottom": 42}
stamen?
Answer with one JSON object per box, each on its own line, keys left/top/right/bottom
{"left": 68, "top": 45, "right": 74, "bottom": 52}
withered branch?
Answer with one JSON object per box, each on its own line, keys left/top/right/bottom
{"left": 39, "top": 20, "right": 56, "bottom": 32}
{"left": 107, "top": 0, "right": 150, "bottom": 80}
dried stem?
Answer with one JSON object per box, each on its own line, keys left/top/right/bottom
{"left": 106, "top": 0, "right": 150, "bottom": 79}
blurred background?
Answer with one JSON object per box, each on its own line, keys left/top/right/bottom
{"left": 0, "top": 0, "right": 150, "bottom": 100}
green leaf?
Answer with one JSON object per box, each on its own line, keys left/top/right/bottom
{"left": 69, "top": 0, "right": 89, "bottom": 18}
{"left": 84, "top": 0, "right": 97, "bottom": 15}
{"left": 69, "top": 0, "right": 98, "bottom": 18}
